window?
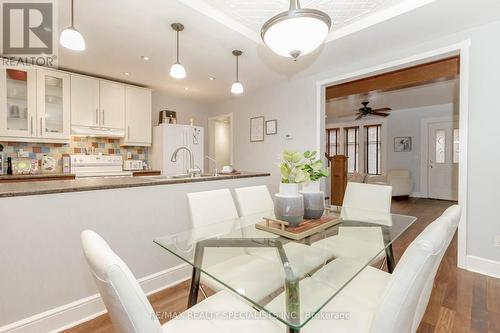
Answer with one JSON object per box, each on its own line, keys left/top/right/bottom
{"left": 326, "top": 128, "right": 340, "bottom": 158}
{"left": 453, "top": 128, "right": 459, "bottom": 164}
{"left": 435, "top": 129, "right": 446, "bottom": 164}
{"left": 344, "top": 127, "right": 359, "bottom": 173}
{"left": 365, "top": 125, "right": 382, "bottom": 175}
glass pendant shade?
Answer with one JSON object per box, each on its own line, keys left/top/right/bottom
{"left": 170, "top": 62, "right": 186, "bottom": 79}
{"left": 231, "top": 81, "right": 244, "bottom": 94}
{"left": 60, "top": 27, "right": 86, "bottom": 51}
{"left": 261, "top": 0, "right": 331, "bottom": 59}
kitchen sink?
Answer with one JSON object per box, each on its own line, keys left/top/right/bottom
{"left": 143, "top": 173, "right": 221, "bottom": 181}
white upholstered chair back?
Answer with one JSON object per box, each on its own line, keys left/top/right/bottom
{"left": 187, "top": 189, "right": 239, "bottom": 228}
{"left": 411, "top": 204, "right": 461, "bottom": 331}
{"left": 81, "top": 230, "right": 162, "bottom": 333}
{"left": 369, "top": 214, "right": 450, "bottom": 333}
{"left": 341, "top": 182, "right": 392, "bottom": 224}
{"left": 387, "top": 169, "right": 411, "bottom": 181}
{"left": 234, "top": 185, "right": 274, "bottom": 217}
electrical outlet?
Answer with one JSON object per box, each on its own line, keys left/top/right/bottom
{"left": 495, "top": 235, "right": 500, "bottom": 248}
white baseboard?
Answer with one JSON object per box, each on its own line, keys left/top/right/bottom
{"left": 466, "top": 255, "right": 500, "bottom": 279}
{"left": 410, "top": 192, "right": 426, "bottom": 198}
{"left": 0, "top": 264, "right": 191, "bottom": 333}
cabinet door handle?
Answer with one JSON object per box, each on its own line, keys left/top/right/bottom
{"left": 40, "top": 118, "right": 43, "bottom": 136}
{"left": 128, "top": 126, "right": 130, "bottom": 140}
{"left": 30, "top": 116, "right": 33, "bottom": 135}
{"left": 95, "top": 109, "right": 98, "bottom": 125}
{"left": 102, "top": 109, "right": 105, "bottom": 125}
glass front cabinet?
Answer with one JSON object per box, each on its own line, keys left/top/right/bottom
{"left": 0, "top": 68, "right": 70, "bottom": 142}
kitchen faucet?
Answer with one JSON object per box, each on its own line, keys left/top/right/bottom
{"left": 171, "top": 146, "right": 201, "bottom": 177}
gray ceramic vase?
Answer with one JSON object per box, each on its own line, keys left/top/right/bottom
{"left": 274, "top": 193, "right": 304, "bottom": 227}
{"left": 301, "top": 191, "right": 325, "bottom": 219}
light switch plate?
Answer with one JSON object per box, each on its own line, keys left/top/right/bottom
{"left": 495, "top": 235, "right": 500, "bottom": 248}
{"left": 285, "top": 133, "right": 293, "bottom": 140}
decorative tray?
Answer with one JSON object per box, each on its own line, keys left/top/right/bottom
{"left": 255, "top": 214, "right": 342, "bottom": 240}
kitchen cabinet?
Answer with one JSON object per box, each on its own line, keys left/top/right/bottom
{"left": 37, "top": 69, "right": 71, "bottom": 140}
{"left": 0, "top": 68, "right": 37, "bottom": 138}
{"left": 123, "top": 86, "right": 151, "bottom": 146}
{"left": 100, "top": 81, "right": 125, "bottom": 129}
{"left": 0, "top": 68, "right": 70, "bottom": 143}
{"left": 70, "top": 75, "right": 100, "bottom": 127}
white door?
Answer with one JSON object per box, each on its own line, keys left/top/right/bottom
{"left": 71, "top": 75, "right": 100, "bottom": 127}
{"left": 428, "top": 121, "right": 459, "bottom": 200}
{"left": 124, "top": 86, "right": 151, "bottom": 145}
{"left": 100, "top": 81, "right": 125, "bottom": 129}
{"left": 0, "top": 68, "right": 37, "bottom": 138}
{"left": 37, "top": 69, "right": 71, "bottom": 140}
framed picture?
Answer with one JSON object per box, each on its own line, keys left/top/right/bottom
{"left": 265, "top": 119, "right": 277, "bottom": 135}
{"left": 394, "top": 137, "right": 412, "bottom": 152}
{"left": 250, "top": 116, "right": 265, "bottom": 142}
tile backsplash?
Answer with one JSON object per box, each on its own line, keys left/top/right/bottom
{"left": 0, "top": 137, "right": 148, "bottom": 173}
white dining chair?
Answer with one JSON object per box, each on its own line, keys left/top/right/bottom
{"left": 80, "top": 230, "right": 283, "bottom": 333}
{"left": 187, "top": 189, "right": 285, "bottom": 302}
{"left": 265, "top": 207, "right": 453, "bottom": 333}
{"left": 233, "top": 185, "right": 274, "bottom": 216}
{"left": 313, "top": 182, "right": 393, "bottom": 265}
{"left": 233, "top": 185, "right": 331, "bottom": 278}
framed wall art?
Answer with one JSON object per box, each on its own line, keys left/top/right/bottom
{"left": 250, "top": 116, "right": 265, "bottom": 142}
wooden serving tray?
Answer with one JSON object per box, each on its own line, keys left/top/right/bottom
{"left": 256, "top": 215, "right": 342, "bottom": 240}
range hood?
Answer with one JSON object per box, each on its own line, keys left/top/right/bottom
{"left": 71, "top": 126, "right": 125, "bottom": 138}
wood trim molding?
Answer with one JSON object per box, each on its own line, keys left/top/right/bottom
{"left": 326, "top": 56, "right": 459, "bottom": 100}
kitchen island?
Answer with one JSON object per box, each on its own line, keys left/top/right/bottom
{"left": 0, "top": 172, "right": 270, "bottom": 332}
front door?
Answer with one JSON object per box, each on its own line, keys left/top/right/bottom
{"left": 428, "top": 121, "right": 459, "bottom": 201}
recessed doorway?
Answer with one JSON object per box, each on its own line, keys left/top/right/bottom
{"left": 208, "top": 113, "right": 233, "bottom": 172}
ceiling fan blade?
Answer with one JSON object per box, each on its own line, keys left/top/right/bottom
{"left": 355, "top": 113, "right": 364, "bottom": 120}
{"left": 371, "top": 107, "right": 392, "bottom": 112}
{"left": 370, "top": 112, "right": 390, "bottom": 117}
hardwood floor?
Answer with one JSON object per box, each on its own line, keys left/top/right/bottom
{"left": 62, "top": 198, "right": 500, "bottom": 333}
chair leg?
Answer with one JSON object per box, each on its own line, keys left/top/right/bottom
{"left": 200, "top": 285, "right": 208, "bottom": 299}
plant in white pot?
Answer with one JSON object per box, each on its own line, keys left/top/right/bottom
{"left": 300, "top": 151, "right": 329, "bottom": 219}
{"left": 275, "top": 151, "right": 309, "bottom": 226}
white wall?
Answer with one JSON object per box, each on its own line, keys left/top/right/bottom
{"left": 209, "top": 21, "right": 500, "bottom": 269}
{"left": 328, "top": 103, "right": 457, "bottom": 194}
{"left": 152, "top": 91, "right": 209, "bottom": 163}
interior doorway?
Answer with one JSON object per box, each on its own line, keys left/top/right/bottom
{"left": 208, "top": 113, "right": 233, "bottom": 172}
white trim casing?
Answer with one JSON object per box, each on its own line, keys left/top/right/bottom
{"left": 316, "top": 40, "right": 471, "bottom": 272}
{"left": 0, "top": 264, "right": 191, "bottom": 333}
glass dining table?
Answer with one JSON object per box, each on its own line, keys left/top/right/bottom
{"left": 154, "top": 208, "right": 417, "bottom": 333}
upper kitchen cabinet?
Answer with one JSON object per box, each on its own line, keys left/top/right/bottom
{"left": 123, "top": 86, "right": 151, "bottom": 146}
{"left": 37, "top": 69, "right": 71, "bottom": 140}
{"left": 100, "top": 81, "right": 125, "bottom": 129}
{"left": 0, "top": 68, "right": 37, "bottom": 139}
{"left": 71, "top": 75, "right": 100, "bottom": 128}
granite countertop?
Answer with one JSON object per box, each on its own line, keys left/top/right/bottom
{"left": 0, "top": 173, "right": 76, "bottom": 181}
{"left": 0, "top": 172, "right": 271, "bottom": 198}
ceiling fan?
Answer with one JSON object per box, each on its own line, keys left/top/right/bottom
{"left": 354, "top": 102, "right": 392, "bottom": 120}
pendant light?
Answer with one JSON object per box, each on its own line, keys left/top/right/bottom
{"left": 261, "top": 0, "right": 331, "bottom": 59}
{"left": 169, "top": 23, "right": 186, "bottom": 79}
{"left": 231, "top": 50, "right": 243, "bottom": 95}
{"left": 60, "top": 0, "right": 86, "bottom": 51}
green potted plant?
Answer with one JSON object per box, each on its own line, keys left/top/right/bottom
{"left": 300, "top": 151, "right": 329, "bottom": 219}
{"left": 275, "top": 150, "right": 308, "bottom": 226}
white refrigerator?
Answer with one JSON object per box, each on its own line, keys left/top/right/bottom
{"left": 150, "top": 124, "right": 204, "bottom": 176}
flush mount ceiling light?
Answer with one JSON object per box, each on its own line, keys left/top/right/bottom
{"left": 261, "top": 0, "right": 331, "bottom": 59}
{"left": 60, "top": 0, "right": 86, "bottom": 51}
{"left": 231, "top": 50, "right": 244, "bottom": 95}
{"left": 169, "top": 23, "right": 186, "bottom": 79}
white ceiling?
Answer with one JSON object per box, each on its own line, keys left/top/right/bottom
{"left": 200, "top": 0, "right": 403, "bottom": 34}
{"left": 54, "top": 0, "right": 500, "bottom": 103}
{"left": 326, "top": 78, "right": 459, "bottom": 119}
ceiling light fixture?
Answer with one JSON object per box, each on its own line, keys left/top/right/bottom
{"left": 141, "top": 56, "right": 150, "bottom": 61}
{"left": 231, "top": 50, "right": 243, "bottom": 95}
{"left": 261, "top": 0, "right": 331, "bottom": 59}
{"left": 169, "top": 23, "right": 186, "bottom": 79}
{"left": 60, "top": 0, "right": 86, "bottom": 51}
{"left": 209, "top": 77, "right": 215, "bottom": 81}
{"left": 123, "top": 72, "right": 130, "bottom": 76}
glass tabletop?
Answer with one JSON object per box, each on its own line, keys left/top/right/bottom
{"left": 154, "top": 208, "right": 416, "bottom": 330}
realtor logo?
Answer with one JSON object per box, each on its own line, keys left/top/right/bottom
{"left": 2, "top": 2, "right": 53, "bottom": 54}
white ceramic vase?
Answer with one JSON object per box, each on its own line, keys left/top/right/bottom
{"left": 274, "top": 182, "right": 304, "bottom": 226}
{"left": 300, "top": 180, "right": 325, "bottom": 219}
